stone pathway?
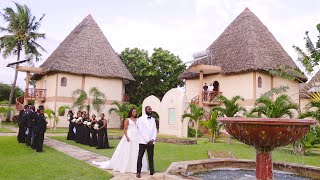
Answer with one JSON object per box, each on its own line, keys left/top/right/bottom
{"left": 1, "top": 126, "right": 164, "bottom": 180}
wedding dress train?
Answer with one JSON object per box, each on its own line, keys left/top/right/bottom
{"left": 92, "top": 118, "right": 148, "bottom": 173}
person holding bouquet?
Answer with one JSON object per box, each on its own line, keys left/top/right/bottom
{"left": 66, "top": 110, "right": 74, "bottom": 140}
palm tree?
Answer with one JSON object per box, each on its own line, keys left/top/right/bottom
{"left": 201, "top": 110, "right": 222, "bottom": 143}
{"left": 299, "top": 101, "right": 320, "bottom": 121}
{"left": 72, "top": 87, "right": 106, "bottom": 114}
{"left": 58, "top": 105, "right": 70, "bottom": 116}
{"left": 211, "top": 95, "right": 246, "bottom": 144}
{"left": 250, "top": 94, "right": 299, "bottom": 118}
{"left": 88, "top": 87, "right": 106, "bottom": 113}
{"left": 108, "top": 101, "right": 136, "bottom": 129}
{"left": 0, "top": 2, "right": 46, "bottom": 113}
{"left": 72, "top": 89, "right": 87, "bottom": 111}
{"left": 182, "top": 104, "right": 204, "bottom": 142}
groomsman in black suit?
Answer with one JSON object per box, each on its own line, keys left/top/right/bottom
{"left": 17, "top": 105, "right": 29, "bottom": 143}
{"left": 25, "top": 106, "right": 36, "bottom": 147}
{"left": 34, "top": 108, "right": 47, "bottom": 152}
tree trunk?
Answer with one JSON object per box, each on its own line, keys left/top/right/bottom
{"left": 195, "top": 120, "right": 198, "bottom": 143}
{"left": 6, "top": 49, "right": 21, "bottom": 122}
{"left": 228, "top": 134, "right": 232, "bottom": 144}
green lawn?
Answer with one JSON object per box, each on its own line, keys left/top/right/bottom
{"left": 50, "top": 136, "right": 320, "bottom": 172}
{"left": 0, "top": 127, "right": 14, "bottom": 133}
{"left": 0, "top": 136, "right": 113, "bottom": 179}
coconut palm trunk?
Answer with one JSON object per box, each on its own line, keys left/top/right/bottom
{"left": 6, "top": 48, "right": 21, "bottom": 121}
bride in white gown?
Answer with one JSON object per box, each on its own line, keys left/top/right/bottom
{"left": 92, "top": 108, "right": 148, "bottom": 173}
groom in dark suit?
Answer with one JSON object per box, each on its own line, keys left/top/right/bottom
{"left": 136, "top": 106, "right": 157, "bottom": 178}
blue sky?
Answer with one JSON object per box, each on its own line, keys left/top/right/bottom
{"left": 0, "top": 0, "right": 319, "bottom": 88}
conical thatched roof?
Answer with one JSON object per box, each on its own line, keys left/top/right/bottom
{"left": 38, "top": 15, "right": 134, "bottom": 81}
{"left": 180, "top": 8, "right": 306, "bottom": 80}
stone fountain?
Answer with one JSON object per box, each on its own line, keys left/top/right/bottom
{"left": 218, "top": 117, "right": 317, "bottom": 180}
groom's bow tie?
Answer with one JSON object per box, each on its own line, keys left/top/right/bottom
{"left": 147, "top": 116, "right": 151, "bottom": 119}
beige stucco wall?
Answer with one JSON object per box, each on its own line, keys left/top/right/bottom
{"left": 184, "top": 71, "right": 302, "bottom": 116}
{"left": 256, "top": 72, "right": 272, "bottom": 98}
{"left": 186, "top": 72, "right": 254, "bottom": 103}
{"left": 35, "top": 73, "right": 124, "bottom": 128}
{"left": 84, "top": 75, "right": 123, "bottom": 101}
{"left": 56, "top": 73, "right": 82, "bottom": 97}
{"left": 142, "top": 89, "right": 188, "bottom": 137}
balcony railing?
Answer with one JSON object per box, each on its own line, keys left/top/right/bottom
{"left": 25, "top": 88, "right": 46, "bottom": 100}
{"left": 123, "top": 94, "right": 130, "bottom": 102}
{"left": 191, "top": 91, "right": 222, "bottom": 106}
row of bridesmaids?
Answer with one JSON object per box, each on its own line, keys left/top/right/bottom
{"left": 66, "top": 110, "right": 111, "bottom": 149}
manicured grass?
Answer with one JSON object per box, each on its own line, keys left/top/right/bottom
{"left": 0, "top": 121, "right": 18, "bottom": 127}
{"left": 0, "top": 127, "right": 14, "bottom": 133}
{"left": 50, "top": 136, "right": 320, "bottom": 172}
{"left": 0, "top": 136, "right": 113, "bottom": 179}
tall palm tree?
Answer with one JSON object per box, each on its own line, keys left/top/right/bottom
{"left": 182, "top": 104, "right": 204, "bottom": 142}
{"left": 72, "top": 87, "right": 106, "bottom": 114}
{"left": 250, "top": 94, "right": 299, "bottom": 118}
{"left": 108, "top": 101, "right": 136, "bottom": 129}
{"left": 0, "top": 2, "right": 46, "bottom": 111}
{"left": 211, "top": 95, "right": 246, "bottom": 144}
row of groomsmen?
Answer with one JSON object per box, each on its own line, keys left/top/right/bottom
{"left": 17, "top": 105, "right": 47, "bottom": 152}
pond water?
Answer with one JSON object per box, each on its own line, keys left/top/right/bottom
{"left": 192, "top": 169, "right": 310, "bottom": 180}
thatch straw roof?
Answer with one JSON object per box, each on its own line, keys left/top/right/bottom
{"left": 180, "top": 8, "right": 306, "bottom": 80}
{"left": 35, "top": 15, "right": 134, "bottom": 81}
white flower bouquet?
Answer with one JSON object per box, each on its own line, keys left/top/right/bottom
{"left": 94, "top": 124, "right": 99, "bottom": 130}
{"left": 72, "top": 118, "right": 77, "bottom": 123}
{"left": 87, "top": 122, "right": 92, "bottom": 126}
{"left": 44, "top": 113, "right": 49, "bottom": 119}
{"left": 78, "top": 117, "right": 83, "bottom": 121}
{"left": 83, "top": 121, "right": 88, "bottom": 125}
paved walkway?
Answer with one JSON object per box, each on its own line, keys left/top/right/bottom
{"left": 1, "top": 126, "right": 163, "bottom": 180}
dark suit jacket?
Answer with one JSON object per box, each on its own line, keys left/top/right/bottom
{"left": 18, "top": 110, "right": 26, "bottom": 126}
{"left": 25, "top": 111, "right": 37, "bottom": 128}
{"left": 34, "top": 114, "right": 47, "bottom": 134}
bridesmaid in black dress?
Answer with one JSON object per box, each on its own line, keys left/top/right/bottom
{"left": 75, "top": 111, "right": 82, "bottom": 143}
{"left": 97, "top": 113, "right": 106, "bottom": 149}
{"left": 83, "top": 113, "right": 92, "bottom": 146}
{"left": 90, "top": 114, "right": 98, "bottom": 147}
{"left": 66, "top": 110, "right": 74, "bottom": 140}
{"left": 79, "top": 111, "right": 86, "bottom": 145}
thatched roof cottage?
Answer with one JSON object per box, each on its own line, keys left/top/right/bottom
{"left": 32, "top": 15, "right": 133, "bottom": 127}
{"left": 181, "top": 8, "right": 307, "bottom": 110}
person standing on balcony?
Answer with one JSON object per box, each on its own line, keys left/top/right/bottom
{"left": 17, "top": 105, "right": 29, "bottom": 143}
{"left": 203, "top": 83, "right": 208, "bottom": 101}
{"left": 208, "top": 83, "right": 214, "bottom": 102}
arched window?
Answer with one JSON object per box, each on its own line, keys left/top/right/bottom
{"left": 258, "top": 76, "right": 262, "bottom": 88}
{"left": 61, "top": 77, "right": 67, "bottom": 87}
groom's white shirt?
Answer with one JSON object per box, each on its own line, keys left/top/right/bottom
{"left": 137, "top": 114, "right": 157, "bottom": 144}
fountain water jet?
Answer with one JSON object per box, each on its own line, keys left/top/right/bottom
{"left": 218, "top": 117, "right": 317, "bottom": 180}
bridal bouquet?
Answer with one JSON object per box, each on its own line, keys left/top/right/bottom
{"left": 94, "top": 124, "right": 99, "bottom": 130}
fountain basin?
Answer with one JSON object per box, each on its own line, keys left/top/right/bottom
{"left": 218, "top": 118, "right": 316, "bottom": 152}
{"left": 218, "top": 117, "right": 317, "bottom": 180}
{"left": 163, "top": 158, "right": 320, "bottom": 180}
